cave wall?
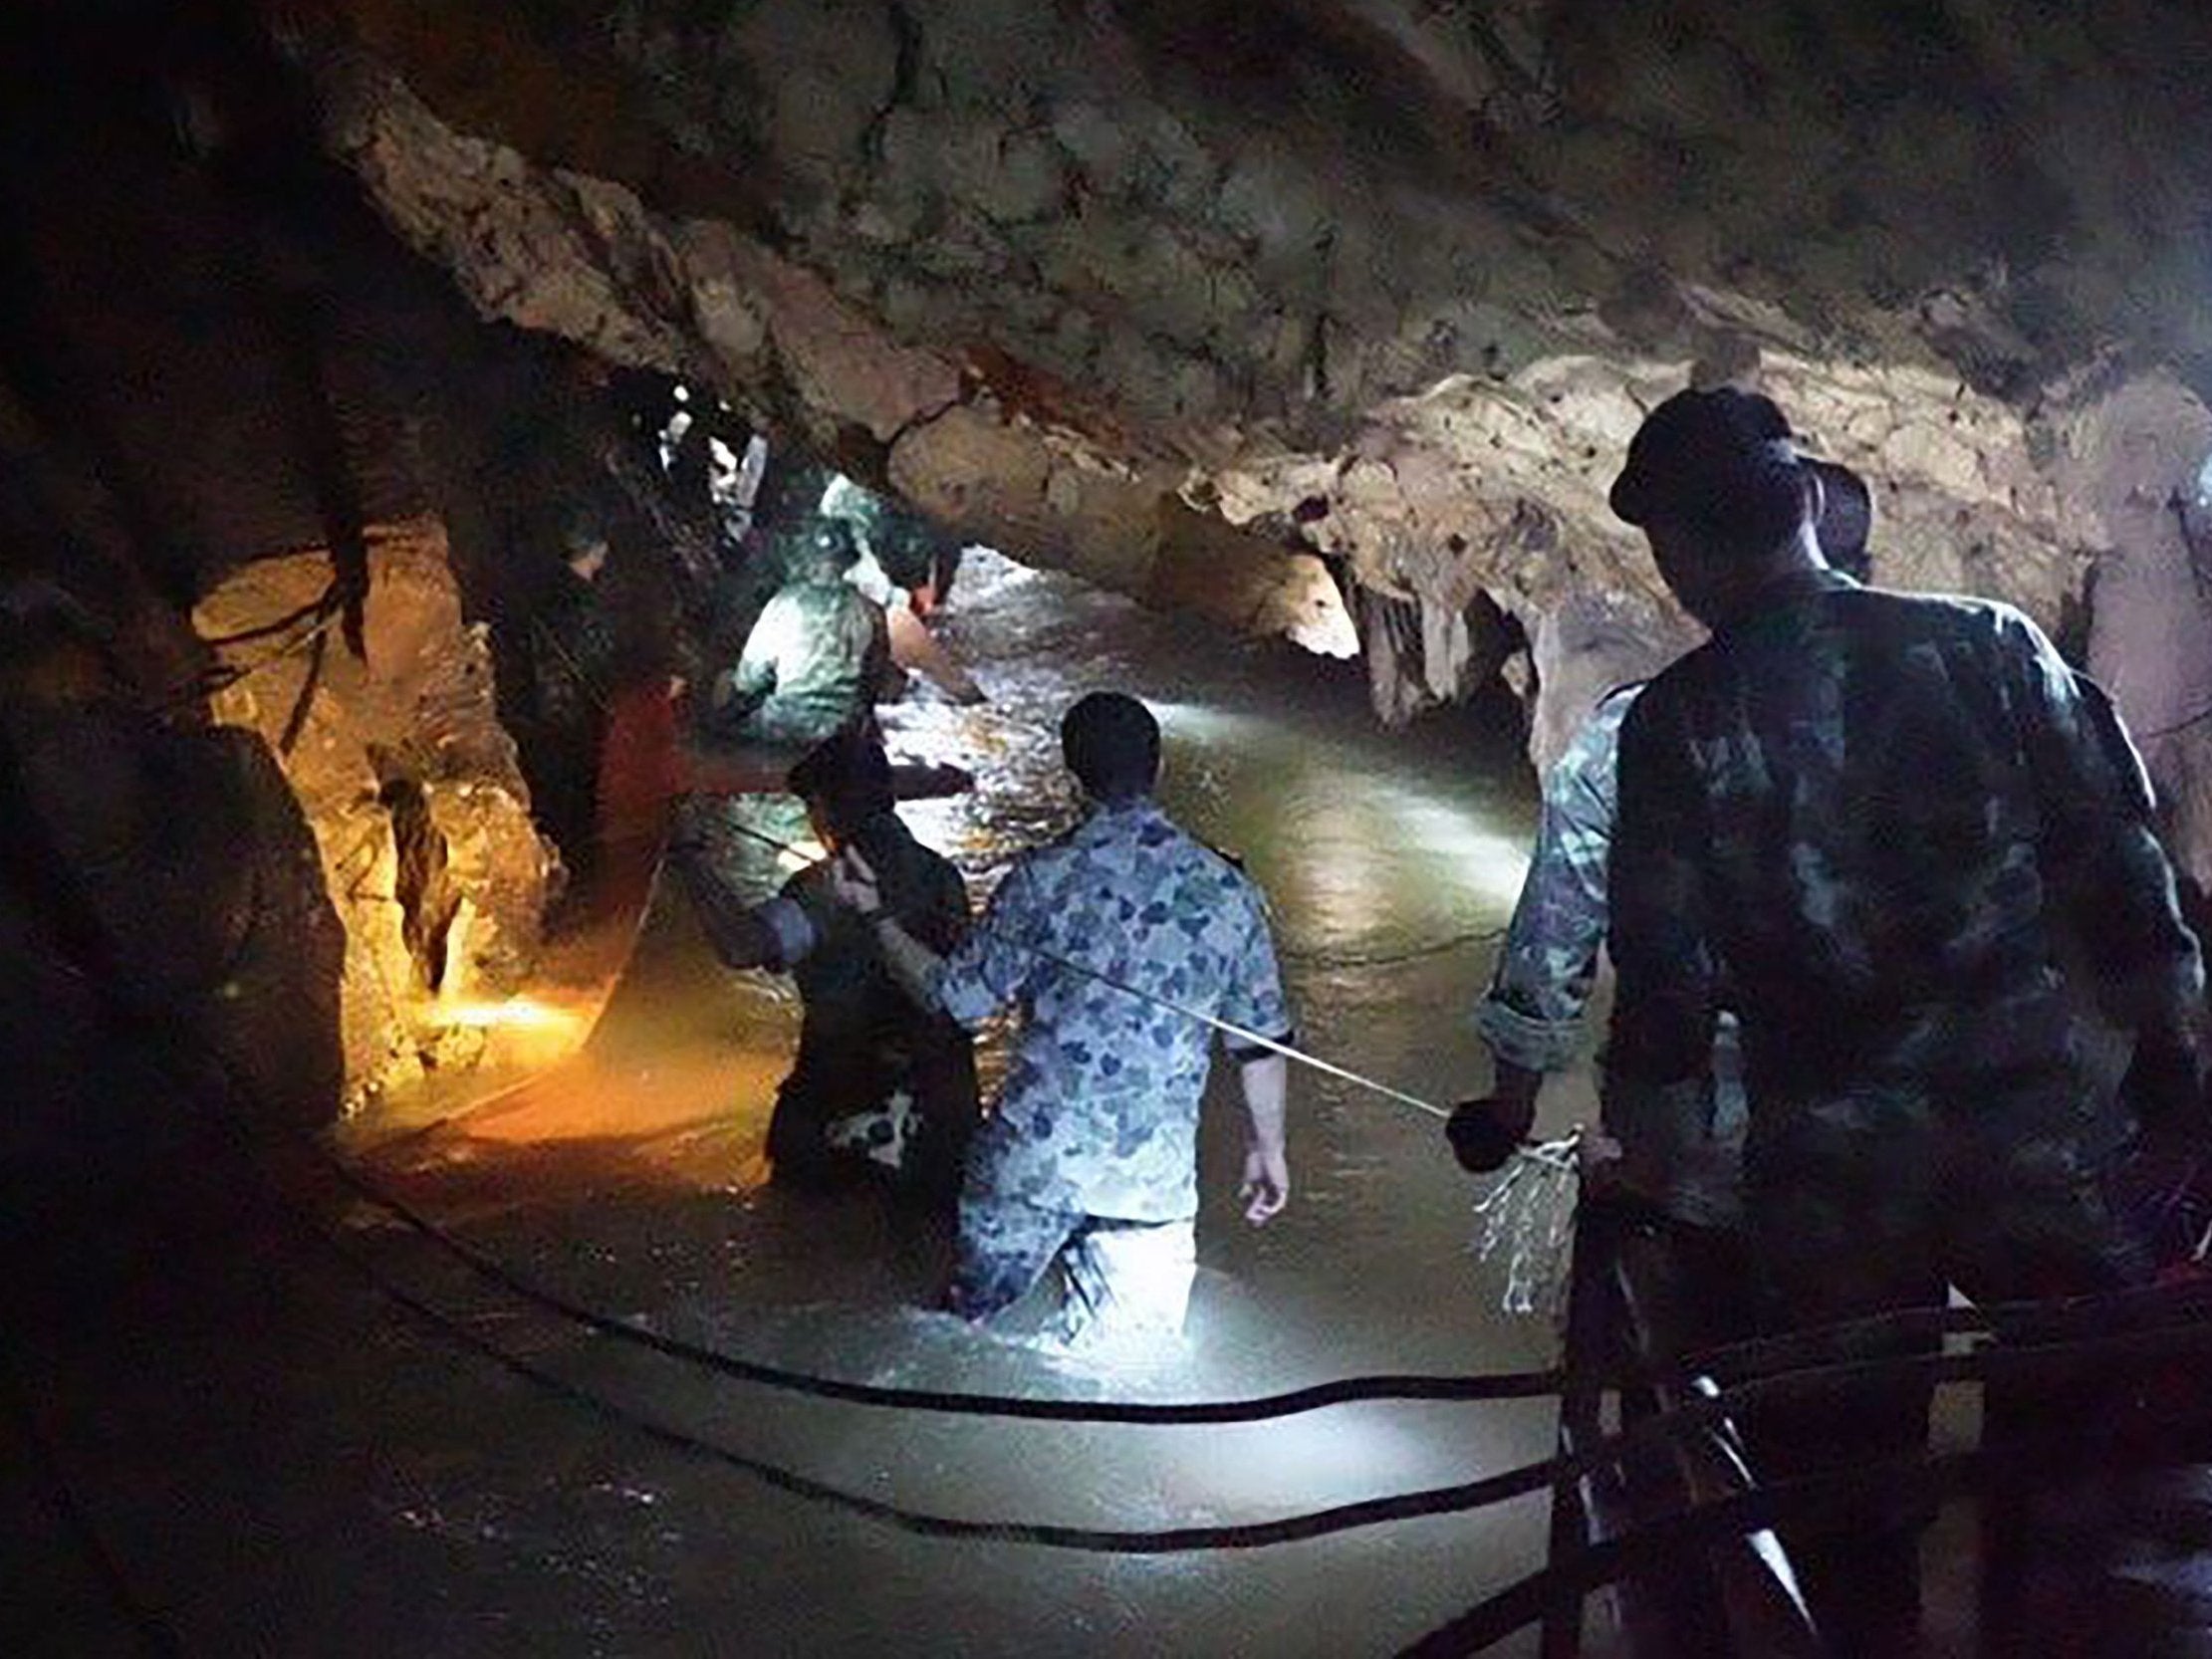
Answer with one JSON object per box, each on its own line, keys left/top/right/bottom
{"left": 274, "top": 0, "right": 2212, "bottom": 771}
{"left": 0, "top": 9, "right": 722, "bottom": 1124}
{"left": 196, "top": 526, "right": 557, "bottom": 1105}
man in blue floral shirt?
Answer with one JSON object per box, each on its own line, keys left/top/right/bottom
{"left": 834, "top": 691, "right": 1293, "bottom": 1346}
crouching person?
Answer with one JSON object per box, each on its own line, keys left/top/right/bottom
{"left": 671, "top": 728, "right": 978, "bottom": 1199}
{"left": 832, "top": 691, "right": 1293, "bottom": 1351}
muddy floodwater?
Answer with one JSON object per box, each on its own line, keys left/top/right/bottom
{"left": 10, "top": 553, "right": 1605, "bottom": 1658}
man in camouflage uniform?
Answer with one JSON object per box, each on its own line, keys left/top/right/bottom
{"left": 820, "top": 471, "right": 965, "bottom": 614}
{"left": 712, "top": 519, "right": 892, "bottom": 749}
{"left": 1601, "top": 387, "right": 2206, "bottom": 1653}
{"left": 834, "top": 691, "right": 1293, "bottom": 1347}
{"left": 1450, "top": 459, "right": 1875, "bottom": 1245}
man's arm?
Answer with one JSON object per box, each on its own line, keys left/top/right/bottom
{"left": 715, "top": 596, "right": 789, "bottom": 719}
{"left": 1456, "top": 689, "right": 1633, "bottom": 1171}
{"left": 2011, "top": 620, "right": 2207, "bottom": 1122}
{"left": 869, "top": 909, "right": 946, "bottom": 1007}
{"left": 1218, "top": 897, "right": 1296, "bottom": 1225}
{"left": 670, "top": 843, "right": 811, "bottom": 971}
{"left": 1602, "top": 690, "right": 1721, "bottom": 1179}
{"left": 1234, "top": 1052, "right": 1289, "bottom": 1224}
{"left": 832, "top": 847, "right": 1031, "bottom": 1022}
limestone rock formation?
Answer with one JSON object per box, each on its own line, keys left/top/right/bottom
{"left": 196, "top": 521, "right": 558, "bottom": 1104}
{"left": 1, "top": 697, "right": 346, "bottom": 1170}
{"left": 271, "top": 0, "right": 2212, "bottom": 803}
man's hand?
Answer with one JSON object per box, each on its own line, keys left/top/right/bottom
{"left": 1446, "top": 1093, "right": 1538, "bottom": 1173}
{"left": 1576, "top": 1128, "right": 1679, "bottom": 1220}
{"left": 830, "top": 847, "right": 884, "bottom": 916}
{"left": 1448, "top": 1061, "right": 1542, "bottom": 1174}
{"left": 1239, "top": 1140, "right": 1290, "bottom": 1226}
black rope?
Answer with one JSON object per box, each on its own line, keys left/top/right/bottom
{"left": 196, "top": 584, "right": 339, "bottom": 648}
{"left": 1687, "top": 1266, "right": 2212, "bottom": 1379}
{"left": 82, "top": 1035, "right": 2212, "bottom": 1571}
{"left": 2137, "top": 697, "right": 2212, "bottom": 744}
{"left": 1396, "top": 1375, "right": 2212, "bottom": 1658}
{"left": 283, "top": 1145, "right": 2212, "bottom": 1558}
{"left": 275, "top": 1164, "right": 1569, "bottom": 1552}
{"left": 275, "top": 623, "right": 328, "bottom": 756}
{"left": 315, "top": 1147, "right": 1564, "bottom": 1421}
{"left": 164, "top": 601, "right": 343, "bottom": 715}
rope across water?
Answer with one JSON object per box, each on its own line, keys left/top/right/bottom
{"left": 710, "top": 815, "right": 1550, "bottom": 1143}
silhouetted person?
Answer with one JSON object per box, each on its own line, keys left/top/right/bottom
{"left": 671, "top": 730, "right": 976, "bottom": 1198}
{"left": 1600, "top": 388, "right": 2205, "bottom": 1654}
{"left": 1454, "top": 460, "right": 1873, "bottom": 1230}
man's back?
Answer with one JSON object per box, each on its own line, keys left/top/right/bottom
{"left": 939, "top": 799, "right": 1288, "bottom": 1221}
{"left": 736, "top": 577, "right": 887, "bottom": 741}
{"left": 1610, "top": 572, "right": 2197, "bottom": 1112}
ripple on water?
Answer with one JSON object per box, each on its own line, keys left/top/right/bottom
{"left": 365, "top": 548, "right": 1553, "bottom": 1655}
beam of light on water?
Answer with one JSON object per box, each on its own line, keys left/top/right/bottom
{"left": 436, "top": 995, "right": 583, "bottom": 1033}
{"left": 433, "top": 993, "right": 590, "bottom": 1065}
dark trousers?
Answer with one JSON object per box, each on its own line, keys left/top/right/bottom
{"left": 1737, "top": 1085, "right": 2143, "bottom": 1657}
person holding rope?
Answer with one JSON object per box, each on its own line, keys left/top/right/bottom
{"left": 671, "top": 728, "right": 979, "bottom": 1198}
{"left": 1599, "top": 387, "right": 2208, "bottom": 1654}
{"left": 1452, "top": 459, "right": 1872, "bottom": 1218}
{"left": 830, "top": 690, "right": 1294, "bottom": 1351}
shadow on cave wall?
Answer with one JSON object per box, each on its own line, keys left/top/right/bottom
{"left": 0, "top": 3, "right": 749, "bottom": 1167}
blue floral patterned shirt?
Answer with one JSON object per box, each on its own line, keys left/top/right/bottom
{"left": 933, "top": 799, "right": 1292, "bottom": 1222}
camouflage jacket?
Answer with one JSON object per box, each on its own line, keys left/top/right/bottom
{"left": 724, "top": 575, "right": 889, "bottom": 745}
{"left": 1477, "top": 684, "right": 1640, "bottom": 1073}
{"left": 762, "top": 813, "right": 977, "bottom": 1124}
{"left": 1605, "top": 571, "right": 2202, "bottom": 1165}
{"left": 934, "top": 799, "right": 1292, "bottom": 1222}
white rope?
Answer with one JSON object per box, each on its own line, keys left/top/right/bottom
{"left": 709, "top": 810, "right": 1580, "bottom": 1183}
{"left": 1026, "top": 942, "right": 1452, "bottom": 1119}
{"left": 1469, "top": 1129, "right": 1585, "bottom": 1317}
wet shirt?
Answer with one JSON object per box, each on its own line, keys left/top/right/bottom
{"left": 1606, "top": 571, "right": 2202, "bottom": 1165}
{"left": 726, "top": 575, "right": 888, "bottom": 745}
{"left": 934, "top": 799, "right": 1292, "bottom": 1222}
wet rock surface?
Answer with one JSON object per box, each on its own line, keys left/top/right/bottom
{"left": 278, "top": 0, "right": 2212, "bottom": 809}
{"left": 196, "top": 523, "right": 558, "bottom": 1106}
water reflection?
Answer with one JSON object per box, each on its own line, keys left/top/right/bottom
{"left": 357, "top": 549, "right": 1557, "bottom": 1656}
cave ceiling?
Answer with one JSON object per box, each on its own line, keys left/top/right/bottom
{"left": 173, "top": 0, "right": 2212, "bottom": 735}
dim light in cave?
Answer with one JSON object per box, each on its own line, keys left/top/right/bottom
{"left": 435, "top": 993, "right": 591, "bottom": 1069}
{"left": 437, "top": 995, "right": 580, "bottom": 1031}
